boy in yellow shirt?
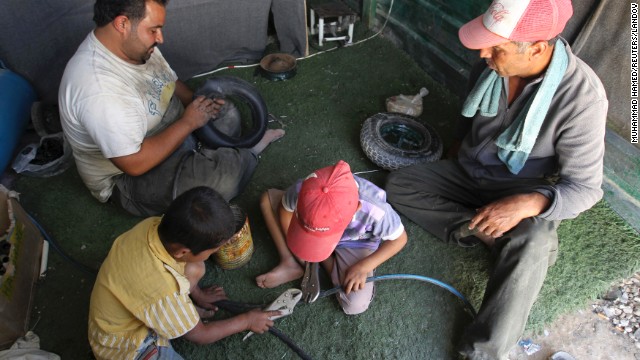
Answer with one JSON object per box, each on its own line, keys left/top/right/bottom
{"left": 89, "top": 186, "right": 279, "bottom": 359}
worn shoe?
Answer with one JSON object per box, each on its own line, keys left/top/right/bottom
{"left": 457, "top": 235, "right": 482, "bottom": 247}
{"left": 452, "top": 221, "right": 482, "bottom": 247}
{"left": 452, "top": 221, "right": 496, "bottom": 247}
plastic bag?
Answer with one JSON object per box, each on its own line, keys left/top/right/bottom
{"left": 12, "top": 133, "right": 72, "bottom": 177}
{"left": 0, "top": 331, "right": 61, "bottom": 360}
{"left": 385, "top": 87, "right": 429, "bottom": 116}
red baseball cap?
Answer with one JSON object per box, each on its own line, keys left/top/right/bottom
{"left": 458, "top": 0, "right": 573, "bottom": 50}
{"left": 286, "top": 160, "right": 359, "bottom": 262}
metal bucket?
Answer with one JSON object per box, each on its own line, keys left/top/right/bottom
{"left": 214, "top": 205, "right": 254, "bottom": 270}
{"left": 259, "top": 53, "right": 297, "bottom": 81}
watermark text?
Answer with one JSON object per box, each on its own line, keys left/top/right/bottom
{"left": 632, "top": 2, "right": 638, "bottom": 143}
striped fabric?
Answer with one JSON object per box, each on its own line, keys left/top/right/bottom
{"left": 89, "top": 217, "right": 200, "bottom": 360}
{"left": 141, "top": 292, "right": 199, "bottom": 340}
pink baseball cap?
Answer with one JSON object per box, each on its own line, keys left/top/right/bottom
{"left": 458, "top": 0, "right": 573, "bottom": 50}
{"left": 286, "top": 160, "right": 359, "bottom": 262}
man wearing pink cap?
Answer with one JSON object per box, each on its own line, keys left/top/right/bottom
{"left": 386, "top": 0, "right": 607, "bottom": 358}
{"left": 256, "top": 160, "right": 407, "bottom": 315}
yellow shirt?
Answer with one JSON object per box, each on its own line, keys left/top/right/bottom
{"left": 88, "top": 217, "right": 200, "bottom": 360}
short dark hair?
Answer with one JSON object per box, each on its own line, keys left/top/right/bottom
{"left": 158, "top": 187, "right": 235, "bottom": 255}
{"left": 93, "top": 0, "right": 168, "bottom": 27}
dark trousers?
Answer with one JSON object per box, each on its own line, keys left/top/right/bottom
{"left": 385, "top": 160, "right": 559, "bottom": 359}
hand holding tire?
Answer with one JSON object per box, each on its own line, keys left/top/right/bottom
{"left": 193, "top": 76, "right": 268, "bottom": 148}
{"left": 184, "top": 96, "right": 224, "bottom": 130}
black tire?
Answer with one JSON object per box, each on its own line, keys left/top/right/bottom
{"left": 193, "top": 76, "right": 268, "bottom": 148}
{"left": 360, "top": 112, "right": 443, "bottom": 171}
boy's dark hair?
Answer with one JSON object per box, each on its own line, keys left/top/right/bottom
{"left": 158, "top": 186, "right": 235, "bottom": 255}
{"left": 93, "top": 0, "right": 169, "bottom": 27}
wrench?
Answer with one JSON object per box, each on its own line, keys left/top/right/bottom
{"left": 300, "top": 261, "right": 321, "bottom": 304}
{"left": 243, "top": 288, "right": 302, "bottom": 341}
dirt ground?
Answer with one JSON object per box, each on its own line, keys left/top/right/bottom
{"left": 509, "top": 303, "right": 639, "bottom": 360}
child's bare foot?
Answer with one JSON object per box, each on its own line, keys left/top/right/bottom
{"left": 256, "top": 260, "right": 304, "bottom": 288}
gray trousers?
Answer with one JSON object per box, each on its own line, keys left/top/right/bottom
{"left": 112, "top": 108, "right": 258, "bottom": 217}
{"left": 385, "top": 160, "right": 559, "bottom": 360}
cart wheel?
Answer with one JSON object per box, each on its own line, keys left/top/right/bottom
{"left": 194, "top": 76, "right": 268, "bottom": 148}
{"left": 360, "top": 112, "right": 442, "bottom": 171}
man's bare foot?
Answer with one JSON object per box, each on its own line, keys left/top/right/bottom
{"left": 250, "top": 129, "right": 286, "bottom": 155}
{"left": 256, "top": 260, "right": 304, "bottom": 288}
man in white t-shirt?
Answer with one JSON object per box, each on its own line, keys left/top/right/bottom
{"left": 59, "top": 0, "right": 284, "bottom": 216}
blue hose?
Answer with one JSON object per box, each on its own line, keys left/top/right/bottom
{"left": 28, "top": 210, "right": 477, "bottom": 318}
{"left": 27, "top": 212, "right": 97, "bottom": 276}
{"left": 27, "top": 211, "right": 477, "bottom": 357}
{"left": 319, "top": 273, "right": 477, "bottom": 318}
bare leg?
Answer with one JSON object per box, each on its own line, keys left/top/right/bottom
{"left": 250, "top": 129, "right": 286, "bottom": 155}
{"left": 255, "top": 190, "right": 304, "bottom": 288}
{"left": 185, "top": 261, "right": 226, "bottom": 310}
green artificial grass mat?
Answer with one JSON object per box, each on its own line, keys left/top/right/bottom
{"left": 12, "top": 30, "right": 640, "bottom": 359}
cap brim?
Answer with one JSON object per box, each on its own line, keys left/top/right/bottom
{"left": 458, "top": 15, "right": 511, "bottom": 50}
{"left": 286, "top": 217, "right": 342, "bottom": 262}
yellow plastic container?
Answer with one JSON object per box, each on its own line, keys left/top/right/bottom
{"left": 214, "top": 205, "right": 254, "bottom": 270}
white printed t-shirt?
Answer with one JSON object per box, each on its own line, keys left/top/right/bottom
{"left": 59, "top": 31, "right": 182, "bottom": 202}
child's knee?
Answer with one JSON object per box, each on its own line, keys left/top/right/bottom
{"left": 338, "top": 284, "right": 375, "bottom": 315}
{"left": 342, "top": 301, "right": 371, "bottom": 315}
{"left": 184, "top": 261, "right": 206, "bottom": 285}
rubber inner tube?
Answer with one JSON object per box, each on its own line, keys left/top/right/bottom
{"left": 193, "top": 76, "right": 268, "bottom": 148}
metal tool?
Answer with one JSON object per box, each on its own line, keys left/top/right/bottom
{"left": 300, "top": 261, "right": 321, "bottom": 304}
{"left": 243, "top": 288, "right": 302, "bottom": 341}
